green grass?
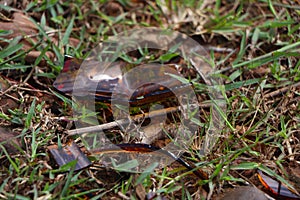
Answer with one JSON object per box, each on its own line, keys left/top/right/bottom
{"left": 0, "top": 0, "right": 300, "bottom": 199}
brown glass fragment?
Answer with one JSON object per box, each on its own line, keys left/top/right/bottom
{"left": 48, "top": 142, "right": 91, "bottom": 171}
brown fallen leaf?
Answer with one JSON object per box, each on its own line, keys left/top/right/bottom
{"left": 0, "top": 76, "right": 19, "bottom": 113}
{"left": 0, "top": 12, "right": 79, "bottom": 65}
{"left": 135, "top": 182, "right": 146, "bottom": 200}
{"left": 217, "top": 186, "right": 268, "bottom": 200}
{"left": 0, "top": 127, "right": 22, "bottom": 154}
{"left": 0, "top": 12, "right": 52, "bottom": 62}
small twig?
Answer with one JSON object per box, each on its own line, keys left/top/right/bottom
{"left": 0, "top": 12, "right": 12, "bottom": 21}
{"left": 67, "top": 106, "right": 180, "bottom": 136}
{"left": 67, "top": 102, "right": 212, "bottom": 136}
{"left": 18, "top": 86, "right": 53, "bottom": 96}
{"left": 67, "top": 118, "right": 128, "bottom": 136}
{"left": 264, "top": 82, "right": 300, "bottom": 98}
{"left": 23, "top": 66, "right": 35, "bottom": 84}
{"left": 0, "top": 84, "right": 17, "bottom": 96}
{"left": 24, "top": 28, "right": 82, "bottom": 39}
{"left": 233, "top": 41, "right": 300, "bottom": 68}
{"left": 4, "top": 93, "right": 19, "bottom": 102}
{"left": 206, "top": 45, "right": 235, "bottom": 53}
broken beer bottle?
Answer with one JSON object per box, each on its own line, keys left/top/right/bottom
{"left": 53, "top": 56, "right": 192, "bottom": 106}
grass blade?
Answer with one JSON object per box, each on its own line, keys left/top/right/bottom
{"left": 62, "top": 16, "right": 75, "bottom": 46}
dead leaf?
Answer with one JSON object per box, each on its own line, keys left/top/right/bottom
{"left": 103, "top": 1, "right": 124, "bottom": 17}
{"left": 0, "top": 12, "right": 39, "bottom": 49}
{"left": 217, "top": 186, "right": 268, "bottom": 200}
{"left": 0, "top": 127, "right": 22, "bottom": 154}
{"left": 0, "top": 76, "right": 19, "bottom": 113}
{"left": 0, "top": 12, "right": 79, "bottom": 65}
{"left": 135, "top": 183, "right": 146, "bottom": 200}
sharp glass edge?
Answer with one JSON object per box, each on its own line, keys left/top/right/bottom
{"left": 49, "top": 142, "right": 209, "bottom": 181}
